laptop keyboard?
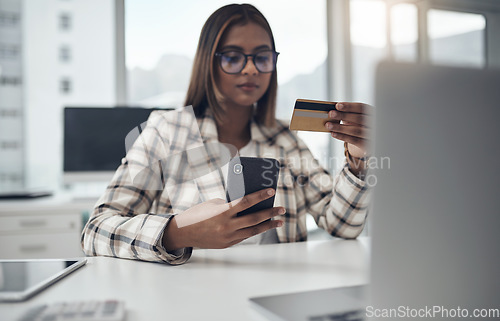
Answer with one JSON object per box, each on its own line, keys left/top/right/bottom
{"left": 18, "top": 300, "right": 125, "bottom": 321}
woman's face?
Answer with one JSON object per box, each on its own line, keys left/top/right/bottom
{"left": 215, "top": 22, "right": 273, "bottom": 109}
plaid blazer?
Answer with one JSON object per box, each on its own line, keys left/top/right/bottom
{"left": 81, "top": 107, "right": 370, "bottom": 265}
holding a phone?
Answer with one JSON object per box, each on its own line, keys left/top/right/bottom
{"left": 226, "top": 157, "right": 280, "bottom": 216}
{"left": 162, "top": 157, "right": 284, "bottom": 250}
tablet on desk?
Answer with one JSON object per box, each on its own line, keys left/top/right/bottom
{"left": 0, "top": 258, "right": 87, "bottom": 302}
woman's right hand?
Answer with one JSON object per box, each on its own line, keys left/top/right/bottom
{"left": 162, "top": 188, "right": 285, "bottom": 250}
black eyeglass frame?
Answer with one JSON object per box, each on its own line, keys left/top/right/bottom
{"left": 214, "top": 50, "right": 280, "bottom": 74}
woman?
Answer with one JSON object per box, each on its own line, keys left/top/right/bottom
{"left": 82, "top": 4, "right": 371, "bottom": 265}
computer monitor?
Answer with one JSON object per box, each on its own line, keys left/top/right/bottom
{"left": 63, "top": 107, "right": 171, "bottom": 184}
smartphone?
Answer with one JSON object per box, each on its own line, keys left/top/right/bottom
{"left": 226, "top": 157, "right": 280, "bottom": 216}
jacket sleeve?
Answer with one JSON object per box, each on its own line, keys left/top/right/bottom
{"left": 297, "top": 138, "right": 370, "bottom": 239}
{"left": 81, "top": 118, "right": 192, "bottom": 265}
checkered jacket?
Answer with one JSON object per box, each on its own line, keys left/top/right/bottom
{"left": 81, "top": 107, "right": 370, "bottom": 265}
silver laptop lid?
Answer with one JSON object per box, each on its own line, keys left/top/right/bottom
{"left": 370, "top": 62, "right": 500, "bottom": 319}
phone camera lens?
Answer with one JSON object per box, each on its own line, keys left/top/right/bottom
{"left": 233, "top": 164, "right": 243, "bottom": 174}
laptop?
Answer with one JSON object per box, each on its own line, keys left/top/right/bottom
{"left": 250, "top": 62, "right": 500, "bottom": 320}
{"left": 369, "top": 62, "right": 500, "bottom": 318}
{"left": 251, "top": 286, "right": 366, "bottom": 321}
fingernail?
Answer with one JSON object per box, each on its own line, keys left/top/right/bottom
{"left": 329, "top": 111, "right": 337, "bottom": 118}
{"left": 267, "top": 189, "right": 275, "bottom": 196}
{"left": 337, "top": 103, "right": 344, "bottom": 110}
{"left": 325, "top": 123, "right": 333, "bottom": 130}
{"left": 278, "top": 208, "right": 286, "bottom": 214}
{"left": 276, "top": 221, "right": 283, "bottom": 227}
{"left": 332, "top": 132, "right": 337, "bottom": 138}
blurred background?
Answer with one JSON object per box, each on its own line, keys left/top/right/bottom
{"left": 0, "top": 0, "right": 496, "bottom": 193}
{"left": 0, "top": 0, "right": 499, "bottom": 259}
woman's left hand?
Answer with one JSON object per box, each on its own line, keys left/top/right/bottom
{"left": 324, "top": 102, "right": 373, "bottom": 157}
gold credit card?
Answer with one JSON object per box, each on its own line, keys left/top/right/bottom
{"left": 289, "top": 99, "right": 338, "bottom": 132}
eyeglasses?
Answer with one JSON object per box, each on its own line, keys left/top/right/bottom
{"left": 215, "top": 50, "right": 279, "bottom": 74}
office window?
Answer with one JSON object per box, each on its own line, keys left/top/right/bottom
{"left": 0, "top": 172, "right": 24, "bottom": 189}
{"left": 60, "top": 78, "right": 72, "bottom": 94}
{"left": 0, "top": 44, "right": 20, "bottom": 60}
{"left": 350, "top": 0, "right": 386, "bottom": 104}
{"left": 59, "top": 45, "right": 71, "bottom": 62}
{"left": 0, "top": 11, "right": 20, "bottom": 27}
{"left": 0, "top": 45, "right": 6, "bottom": 59}
{"left": 428, "top": 10, "right": 485, "bottom": 68}
{"left": 0, "top": 172, "right": 23, "bottom": 182}
{"left": 0, "top": 140, "right": 20, "bottom": 149}
{"left": 0, "top": 109, "right": 21, "bottom": 117}
{"left": 390, "top": 3, "right": 418, "bottom": 62}
{"left": 59, "top": 13, "right": 71, "bottom": 31}
{"left": 0, "top": 76, "right": 21, "bottom": 86}
{"left": 125, "top": 0, "right": 329, "bottom": 165}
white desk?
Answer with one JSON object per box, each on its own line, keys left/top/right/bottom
{"left": 1, "top": 238, "right": 370, "bottom": 321}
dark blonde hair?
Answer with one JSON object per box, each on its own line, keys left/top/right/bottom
{"left": 184, "top": 3, "right": 278, "bottom": 127}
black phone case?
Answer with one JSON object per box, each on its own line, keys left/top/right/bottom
{"left": 226, "top": 157, "right": 280, "bottom": 216}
